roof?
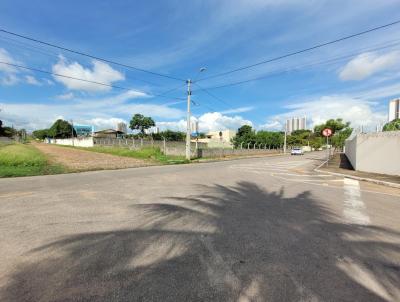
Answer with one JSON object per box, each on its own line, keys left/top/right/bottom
{"left": 94, "top": 129, "right": 124, "bottom": 134}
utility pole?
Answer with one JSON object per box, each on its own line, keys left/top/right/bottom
{"left": 71, "top": 119, "right": 74, "bottom": 146}
{"left": 283, "top": 125, "right": 287, "bottom": 154}
{"left": 185, "top": 79, "right": 192, "bottom": 160}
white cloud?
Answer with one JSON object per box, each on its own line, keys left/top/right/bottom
{"left": 52, "top": 56, "right": 125, "bottom": 92}
{"left": 0, "top": 48, "right": 19, "bottom": 85}
{"left": 0, "top": 90, "right": 184, "bottom": 131}
{"left": 220, "top": 106, "right": 254, "bottom": 114}
{"left": 43, "top": 78, "right": 54, "bottom": 85}
{"left": 25, "top": 75, "right": 42, "bottom": 86}
{"left": 263, "top": 95, "right": 387, "bottom": 131}
{"left": 56, "top": 92, "right": 75, "bottom": 100}
{"left": 87, "top": 117, "right": 127, "bottom": 130}
{"left": 259, "top": 120, "right": 282, "bottom": 130}
{"left": 157, "top": 112, "right": 252, "bottom": 132}
{"left": 339, "top": 51, "right": 400, "bottom": 81}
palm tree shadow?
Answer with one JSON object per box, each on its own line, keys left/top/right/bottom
{"left": 1, "top": 181, "right": 399, "bottom": 301}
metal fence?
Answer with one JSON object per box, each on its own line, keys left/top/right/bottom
{"left": 92, "top": 138, "right": 283, "bottom": 158}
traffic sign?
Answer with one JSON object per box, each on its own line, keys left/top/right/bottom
{"left": 322, "top": 128, "right": 333, "bottom": 137}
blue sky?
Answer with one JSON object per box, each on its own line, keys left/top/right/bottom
{"left": 1, "top": 0, "right": 400, "bottom": 132}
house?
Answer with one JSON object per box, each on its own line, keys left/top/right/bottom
{"left": 194, "top": 129, "right": 236, "bottom": 148}
{"left": 93, "top": 129, "right": 125, "bottom": 138}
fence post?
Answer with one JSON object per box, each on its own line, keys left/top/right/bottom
{"left": 132, "top": 138, "right": 135, "bottom": 148}
{"left": 141, "top": 138, "right": 143, "bottom": 148}
{"left": 163, "top": 138, "right": 166, "bottom": 155}
{"left": 253, "top": 143, "right": 256, "bottom": 150}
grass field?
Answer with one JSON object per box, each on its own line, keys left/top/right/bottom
{"left": 0, "top": 143, "right": 65, "bottom": 177}
{"left": 77, "top": 146, "right": 188, "bottom": 164}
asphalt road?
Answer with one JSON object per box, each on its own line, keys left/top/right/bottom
{"left": 0, "top": 152, "right": 399, "bottom": 301}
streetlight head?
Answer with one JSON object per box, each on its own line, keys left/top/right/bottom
{"left": 200, "top": 67, "right": 207, "bottom": 72}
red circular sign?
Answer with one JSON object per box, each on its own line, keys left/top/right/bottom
{"left": 322, "top": 128, "right": 333, "bottom": 137}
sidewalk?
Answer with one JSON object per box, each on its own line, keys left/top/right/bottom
{"left": 316, "top": 153, "right": 400, "bottom": 188}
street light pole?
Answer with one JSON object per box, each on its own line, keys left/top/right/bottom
{"left": 185, "top": 79, "right": 192, "bottom": 160}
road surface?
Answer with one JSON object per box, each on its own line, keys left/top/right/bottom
{"left": 0, "top": 152, "right": 399, "bottom": 301}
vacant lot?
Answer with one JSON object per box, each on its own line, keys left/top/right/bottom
{"left": 33, "top": 143, "right": 155, "bottom": 171}
{"left": 79, "top": 145, "right": 187, "bottom": 164}
{"left": 0, "top": 143, "right": 64, "bottom": 177}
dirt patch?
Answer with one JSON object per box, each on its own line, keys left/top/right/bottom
{"left": 33, "top": 143, "right": 154, "bottom": 171}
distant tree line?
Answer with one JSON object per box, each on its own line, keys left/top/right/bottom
{"left": 383, "top": 118, "right": 400, "bottom": 131}
{"left": 0, "top": 119, "right": 27, "bottom": 140}
{"left": 33, "top": 119, "right": 75, "bottom": 139}
{"left": 232, "top": 118, "right": 353, "bottom": 150}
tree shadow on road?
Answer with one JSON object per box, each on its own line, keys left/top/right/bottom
{"left": 1, "top": 182, "right": 399, "bottom": 301}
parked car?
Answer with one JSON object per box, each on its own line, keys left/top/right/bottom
{"left": 291, "top": 147, "right": 304, "bottom": 155}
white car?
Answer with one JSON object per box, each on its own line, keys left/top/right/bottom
{"left": 291, "top": 147, "right": 304, "bottom": 155}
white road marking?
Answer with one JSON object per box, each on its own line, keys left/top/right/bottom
{"left": 343, "top": 178, "right": 370, "bottom": 225}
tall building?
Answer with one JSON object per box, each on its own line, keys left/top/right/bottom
{"left": 190, "top": 120, "right": 199, "bottom": 134}
{"left": 117, "top": 122, "right": 127, "bottom": 134}
{"left": 144, "top": 126, "right": 159, "bottom": 135}
{"left": 286, "top": 117, "right": 307, "bottom": 134}
{"left": 389, "top": 98, "right": 400, "bottom": 121}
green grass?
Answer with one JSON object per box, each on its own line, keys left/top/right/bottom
{"left": 0, "top": 143, "right": 65, "bottom": 177}
{"left": 75, "top": 146, "right": 188, "bottom": 164}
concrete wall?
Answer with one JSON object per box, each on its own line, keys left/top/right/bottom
{"left": 197, "top": 148, "right": 280, "bottom": 158}
{"left": 47, "top": 137, "right": 94, "bottom": 147}
{"left": 345, "top": 131, "right": 400, "bottom": 175}
{"left": 47, "top": 137, "right": 282, "bottom": 159}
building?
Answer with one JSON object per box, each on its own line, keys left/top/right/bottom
{"left": 144, "top": 126, "right": 159, "bottom": 135}
{"left": 73, "top": 124, "right": 93, "bottom": 137}
{"left": 191, "top": 120, "right": 199, "bottom": 135}
{"left": 195, "top": 129, "right": 236, "bottom": 148}
{"left": 286, "top": 117, "right": 307, "bottom": 134}
{"left": 117, "top": 122, "right": 127, "bottom": 134}
{"left": 93, "top": 129, "right": 125, "bottom": 138}
{"left": 389, "top": 98, "right": 400, "bottom": 122}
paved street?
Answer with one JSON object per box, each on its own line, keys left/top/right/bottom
{"left": 0, "top": 152, "right": 399, "bottom": 301}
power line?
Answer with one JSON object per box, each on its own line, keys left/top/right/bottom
{"left": 0, "top": 28, "right": 186, "bottom": 82}
{"left": 198, "top": 19, "right": 400, "bottom": 82}
{"left": 0, "top": 61, "right": 186, "bottom": 100}
{"left": 200, "top": 39, "right": 400, "bottom": 90}
{"left": 0, "top": 34, "right": 162, "bottom": 87}
{"left": 192, "top": 83, "right": 232, "bottom": 108}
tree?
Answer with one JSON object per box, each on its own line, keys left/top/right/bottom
{"left": 383, "top": 119, "right": 400, "bottom": 131}
{"left": 232, "top": 125, "right": 256, "bottom": 147}
{"left": 152, "top": 130, "right": 186, "bottom": 141}
{"left": 48, "top": 119, "right": 75, "bottom": 138}
{"left": 331, "top": 127, "right": 353, "bottom": 149}
{"left": 237, "top": 125, "right": 252, "bottom": 137}
{"left": 255, "top": 131, "right": 284, "bottom": 148}
{"left": 33, "top": 129, "right": 50, "bottom": 140}
{"left": 129, "top": 114, "right": 155, "bottom": 135}
{"left": 314, "top": 118, "right": 349, "bottom": 136}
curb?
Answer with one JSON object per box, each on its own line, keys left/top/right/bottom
{"left": 314, "top": 160, "right": 400, "bottom": 189}
{"left": 192, "top": 152, "right": 285, "bottom": 164}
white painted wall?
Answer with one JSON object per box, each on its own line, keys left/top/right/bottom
{"left": 345, "top": 131, "right": 400, "bottom": 175}
{"left": 47, "top": 137, "right": 94, "bottom": 147}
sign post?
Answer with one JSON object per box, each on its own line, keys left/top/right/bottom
{"left": 322, "top": 128, "right": 333, "bottom": 166}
